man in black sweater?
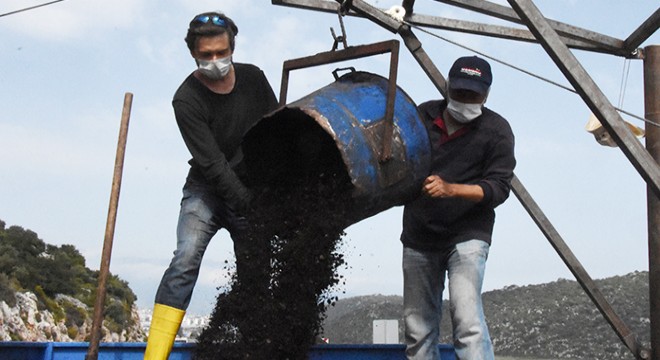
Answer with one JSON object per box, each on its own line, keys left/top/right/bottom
{"left": 401, "top": 56, "right": 516, "bottom": 360}
{"left": 144, "top": 11, "right": 278, "bottom": 360}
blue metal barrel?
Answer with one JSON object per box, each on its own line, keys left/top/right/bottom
{"left": 243, "top": 71, "right": 430, "bottom": 223}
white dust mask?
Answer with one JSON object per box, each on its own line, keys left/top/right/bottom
{"left": 447, "top": 98, "right": 483, "bottom": 124}
{"left": 197, "top": 56, "right": 232, "bottom": 80}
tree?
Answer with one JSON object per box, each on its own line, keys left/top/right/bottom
{"left": 0, "top": 218, "right": 139, "bottom": 331}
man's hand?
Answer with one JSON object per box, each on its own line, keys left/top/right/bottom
{"left": 422, "top": 175, "right": 454, "bottom": 198}
{"left": 422, "top": 175, "right": 484, "bottom": 202}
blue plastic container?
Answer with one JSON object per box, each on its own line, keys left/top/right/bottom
{"left": 243, "top": 71, "right": 431, "bottom": 223}
{"left": 0, "top": 342, "right": 456, "bottom": 359}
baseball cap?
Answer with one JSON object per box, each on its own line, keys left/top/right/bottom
{"left": 448, "top": 56, "right": 492, "bottom": 96}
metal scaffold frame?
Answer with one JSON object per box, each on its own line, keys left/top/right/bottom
{"left": 272, "top": 0, "right": 660, "bottom": 359}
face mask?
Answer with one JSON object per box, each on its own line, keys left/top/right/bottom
{"left": 197, "top": 56, "right": 232, "bottom": 80}
{"left": 447, "top": 98, "right": 484, "bottom": 124}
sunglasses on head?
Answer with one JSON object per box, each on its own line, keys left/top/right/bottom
{"left": 192, "top": 15, "right": 226, "bottom": 27}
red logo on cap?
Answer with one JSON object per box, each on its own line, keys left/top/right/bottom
{"left": 460, "top": 67, "right": 482, "bottom": 78}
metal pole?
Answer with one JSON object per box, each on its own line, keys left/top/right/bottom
{"left": 511, "top": 175, "right": 649, "bottom": 359}
{"left": 85, "top": 92, "right": 133, "bottom": 360}
{"left": 398, "top": 25, "right": 447, "bottom": 97}
{"left": 644, "top": 45, "right": 660, "bottom": 360}
{"left": 507, "top": 0, "right": 660, "bottom": 199}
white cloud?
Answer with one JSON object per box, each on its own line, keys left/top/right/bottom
{"left": 0, "top": 118, "right": 114, "bottom": 177}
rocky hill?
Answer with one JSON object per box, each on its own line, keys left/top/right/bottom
{"left": 320, "top": 271, "right": 650, "bottom": 360}
{"left": 0, "top": 219, "right": 145, "bottom": 342}
{"left": 0, "top": 291, "right": 144, "bottom": 342}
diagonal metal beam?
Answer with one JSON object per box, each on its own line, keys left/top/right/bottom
{"left": 272, "top": 0, "right": 446, "bottom": 93}
{"left": 507, "top": 0, "right": 660, "bottom": 199}
{"left": 398, "top": 25, "right": 447, "bottom": 96}
{"left": 624, "top": 8, "right": 660, "bottom": 54}
{"left": 273, "top": 0, "right": 403, "bottom": 32}
{"left": 511, "top": 175, "right": 650, "bottom": 360}
{"left": 405, "top": 13, "right": 613, "bottom": 54}
{"left": 337, "top": 0, "right": 403, "bottom": 33}
{"left": 433, "top": 0, "right": 631, "bottom": 56}
{"left": 273, "top": 0, "right": 636, "bottom": 57}
{"left": 272, "top": 0, "right": 340, "bottom": 13}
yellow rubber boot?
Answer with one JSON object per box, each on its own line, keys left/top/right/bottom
{"left": 144, "top": 303, "right": 186, "bottom": 360}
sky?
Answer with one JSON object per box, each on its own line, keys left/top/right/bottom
{"left": 1, "top": 0, "right": 658, "bottom": 316}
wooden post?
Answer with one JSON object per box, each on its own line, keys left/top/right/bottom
{"left": 85, "top": 92, "right": 133, "bottom": 360}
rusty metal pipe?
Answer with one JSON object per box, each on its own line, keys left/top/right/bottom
{"left": 512, "top": 175, "right": 649, "bottom": 360}
{"left": 85, "top": 92, "right": 133, "bottom": 360}
{"left": 507, "top": 0, "right": 660, "bottom": 199}
{"left": 644, "top": 45, "right": 660, "bottom": 360}
{"left": 398, "top": 25, "right": 447, "bottom": 96}
{"left": 280, "top": 40, "right": 400, "bottom": 103}
{"left": 380, "top": 40, "right": 399, "bottom": 162}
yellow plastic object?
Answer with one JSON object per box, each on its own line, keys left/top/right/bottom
{"left": 144, "top": 304, "right": 186, "bottom": 360}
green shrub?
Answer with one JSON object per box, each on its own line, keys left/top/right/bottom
{"left": 0, "top": 219, "right": 141, "bottom": 338}
{"left": 34, "top": 285, "right": 64, "bottom": 322}
{"left": 67, "top": 326, "right": 79, "bottom": 339}
{"left": 104, "top": 300, "right": 130, "bottom": 331}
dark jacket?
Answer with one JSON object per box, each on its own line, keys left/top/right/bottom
{"left": 401, "top": 99, "right": 516, "bottom": 251}
{"left": 172, "top": 63, "right": 278, "bottom": 212}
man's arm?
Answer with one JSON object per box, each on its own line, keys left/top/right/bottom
{"left": 422, "top": 175, "right": 484, "bottom": 202}
{"left": 173, "top": 99, "right": 252, "bottom": 213}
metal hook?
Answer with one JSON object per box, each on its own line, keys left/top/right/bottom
{"left": 330, "top": 1, "right": 349, "bottom": 50}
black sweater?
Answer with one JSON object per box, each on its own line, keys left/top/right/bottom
{"left": 401, "top": 99, "right": 516, "bottom": 251}
{"left": 172, "top": 63, "right": 278, "bottom": 210}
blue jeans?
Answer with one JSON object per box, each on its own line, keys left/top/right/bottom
{"left": 154, "top": 176, "right": 251, "bottom": 310}
{"left": 403, "top": 240, "right": 493, "bottom": 360}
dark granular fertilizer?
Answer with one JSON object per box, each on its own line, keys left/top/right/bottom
{"left": 194, "top": 114, "right": 357, "bottom": 359}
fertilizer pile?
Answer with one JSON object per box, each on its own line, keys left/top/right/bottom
{"left": 194, "top": 115, "right": 356, "bottom": 359}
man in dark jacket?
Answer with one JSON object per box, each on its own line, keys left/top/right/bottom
{"left": 144, "top": 11, "right": 278, "bottom": 360}
{"left": 401, "top": 56, "right": 516, "bottom": 360}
